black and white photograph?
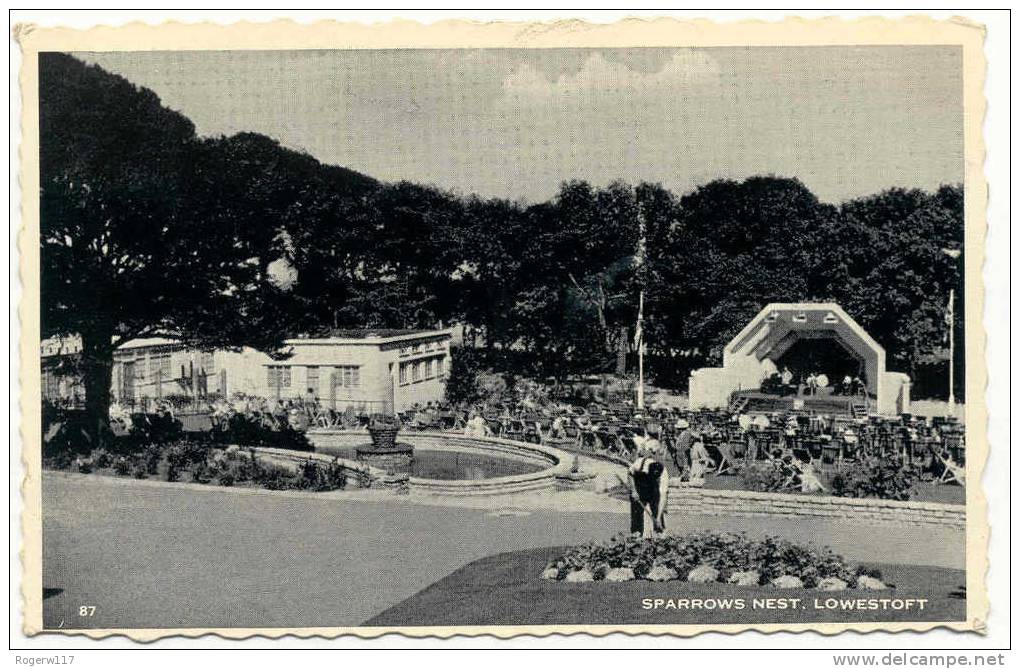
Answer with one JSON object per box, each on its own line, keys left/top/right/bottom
{"left": 13, "top": 14, "right": 997, "bottom": 645}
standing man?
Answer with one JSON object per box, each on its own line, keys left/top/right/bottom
{"left": 672, "top": 418, "right": 693, "bottom": 477}
{"left": 628, "top": 441, "right": 669, "bottom": 537}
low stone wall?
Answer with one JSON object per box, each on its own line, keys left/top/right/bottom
{"left": 666, "top": 483, "right": 965, "bottom": 529}
{"left": 252, "top": 446, "right": 402, "bottom": 489}
{"left": 305, "top": 429, "right": 570, "bottom": 495}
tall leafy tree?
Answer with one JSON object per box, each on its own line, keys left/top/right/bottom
{"left": 39, "top": 54, "right": 293, "bottom": 441}
{"left": 828, "top": 185, "right": 964, "bottom": 392}
{"left": 651, "top": 176, "right": 837, "bottom": 363}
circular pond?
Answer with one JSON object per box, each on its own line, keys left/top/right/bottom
{"left": 317, "top": 444, "right": 546, "bottom": 481}
{"left": 305, "top": 430, "right": 571, "bottom": 494}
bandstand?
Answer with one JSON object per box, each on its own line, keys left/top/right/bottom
{"left": 688, "top": 303, "right": 911, "bottom": 416}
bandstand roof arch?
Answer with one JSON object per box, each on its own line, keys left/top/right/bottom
{"left": 723, "top": 303, "right": 885, "bottom": 389}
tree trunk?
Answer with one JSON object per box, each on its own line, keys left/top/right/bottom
{"left": 80, "top": 331, "right": 114, "bottom": 448}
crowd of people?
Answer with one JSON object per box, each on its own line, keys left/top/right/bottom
{"left": 101, "top": 384, "right": 965, "bottom": 539}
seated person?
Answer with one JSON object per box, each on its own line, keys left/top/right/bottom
{"left": 799, "top": 459, "right": 827, "bottom": 493}
{"left": 781, "top": 366, "right": 794, "bottom": 386}
{"left": 549, "top": 415, "right": 566, "bottom": 440}
{"left": 688, "top": 438, "right": 713, "bottom": 484}
{"left": 760, "top": 371, "right": 783, "bottom": 394}
{"left": 852, "top": 376, "right": 865, "bottom": 395}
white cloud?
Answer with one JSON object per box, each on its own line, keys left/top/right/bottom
{"left": 501, "top": 50, "right": 720, "bottom": 105}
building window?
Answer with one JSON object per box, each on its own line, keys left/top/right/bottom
{"left": 437, "top": 355, "right": 445, "bottom": 378}
{"left": 425, "top": 358, "right": 435, "bottom": 379}
{"left": 398, "top": 362, "right": 408, "bottom": 385}
{"left": 331, "top": 365, "right": 361, "bottom": 389}
{"left": 306, "top": 366, "right": 320, "bottom": 395}
{"left": 150, "top": 353, "right": 171, "bottom": 380}
{"left": 412, "top": 361, "right": 422, "bottom": 382}
{"left": 43, "top": 370, "right": 60, "bottom": 399}
{"left": 268, "top": 365, "right": 291, "bottom": 389}
{"left": 339, "top": 365, "right": 360, "bottom": 388}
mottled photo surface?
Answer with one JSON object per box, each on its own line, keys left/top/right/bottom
{"left": 18, "top": 18, "right": 987, "bottom": 639}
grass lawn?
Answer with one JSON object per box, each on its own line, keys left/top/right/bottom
{"left": 367, "top": 546, "right": 966, "bottom": 627}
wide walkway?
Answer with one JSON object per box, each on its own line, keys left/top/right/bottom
{"left": 41, "top": 473, "right": 964, "bottom": 630}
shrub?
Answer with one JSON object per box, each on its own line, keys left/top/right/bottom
{"left": 90, "top": 447, "right": 113, "bottom": 469}
{"left": 43, "top": 411, "right": 115, "bottom": 463}
{"left": 132, "top": 466, "right": 148, "bottom": 479}
{"left": 740, "top": 460, "right": 789, "bottom": 492}
{"left": 355, "top": 467, "right": 372, "bottom": 489}
{"left": 76, "top": 457, "right": 93, "bottom": 474}
{"left": 831, "top": 455, "right": 919, "bottom": 501}
{"left": 142, "top": 444, "right": 163, "bottom": 475}
{"left": 112, "top": 456, "right": 131, "bottom": 476}
{"left": 294, "top": 458, "right": 346, "bottom": 492}
{"left": 125, "top": 412, "right": 183, "bottom": 447}
{"left": 217, "top": 472, "right": 235, "bottom": 487}
{"left": 325, "top": 459, "right": 348, "bottom": 490}
{"left": 297, "top": 459, "right": 324, "bottom": 490}
{"left": 164, "top": 440, "right": 209, "bottom": 470}
{"left": 254, "top": 462, "right": 295, "bottom": 490}
{"left": 233, "top": 449, "right": 262, "bottom": 483}
{"left": 190, "top": 462, "right": 212, "bottom": 484}
{"left": 45, "top": 449, "right": 75, "bottom": 471}
{"left": 222, "top": 414, "right": 312, "bottom": 451}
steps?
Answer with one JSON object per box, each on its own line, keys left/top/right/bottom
{"left": 729, "top": 391, "right": 860, "bottom": 416}
{"left": 728, "top": 395, "right": 750, "bottom": 413}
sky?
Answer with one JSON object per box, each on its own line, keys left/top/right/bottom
{"left": 77, "top": 46, "right": 963, "bottom": 204}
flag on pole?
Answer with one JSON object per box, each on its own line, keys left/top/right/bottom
{"left": 944, "top": 289, "right": 954, "bottom": 344}
{"left": 634, "top": 290, "right": 644, "bottom": 347}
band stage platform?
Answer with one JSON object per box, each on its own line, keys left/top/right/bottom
{"left": 728, "top": 390, "right": 869, "bottom": 416}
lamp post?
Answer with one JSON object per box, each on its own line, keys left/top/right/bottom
{"left": 942, "top": 248, "right": 962, "bottom": 415}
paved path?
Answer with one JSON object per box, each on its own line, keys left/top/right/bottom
{"left": 41, "top": 473, "right": 964, "bottom": 630}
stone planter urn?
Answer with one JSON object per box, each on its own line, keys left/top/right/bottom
{"left": 367, "top": 418, "right": 401, "bottom": 451}
{"left": 356, "top": 415, "right": 413, "bottom": 474}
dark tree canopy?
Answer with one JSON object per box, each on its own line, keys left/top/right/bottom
{"left": 39, "top": 54, "right": 352, "bottom": 439}
{"left": 40, "top": 53, "right": 966, "bottom": 433}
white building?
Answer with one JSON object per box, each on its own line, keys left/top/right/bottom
{"left": 41, "top": 328, "right": 453, "bottom": 414}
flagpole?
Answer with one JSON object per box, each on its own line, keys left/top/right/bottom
{"left": 941, "top": 247, "right": 960, "bottom": 419}
{"left": 947, "top": 288, "right": 955, "bottom": 412}
{"left": 636, "top": 198, "right": 646, "bottom": 410}
{"left": 637, "top": 290, "right": 645, "bottom": 409}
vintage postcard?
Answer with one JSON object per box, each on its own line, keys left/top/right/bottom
{"left": 16, "top": 16, "right": 988, "bottom": 640}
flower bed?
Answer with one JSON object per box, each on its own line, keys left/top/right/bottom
{"left": 47, "top": 441, "right": 355, "bottom": 492}
{"left": 541, "top": 532, "right": 889, "bottom": 590}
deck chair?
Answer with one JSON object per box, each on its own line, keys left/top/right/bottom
{"left": 595, "top": 430, "right": 626, "bottom": 458}
{"left": 701, "top": 442, "right": 730, "bottom": 475}
{"left": 772, "top": 459, "right": 803, "bottom": 492}
{"left": 938, "top": 451, "right": 966, "bottom": 486}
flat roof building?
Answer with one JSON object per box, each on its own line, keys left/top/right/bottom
{"left": 41, "top": 328, "right": 454, "bottom": 414}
